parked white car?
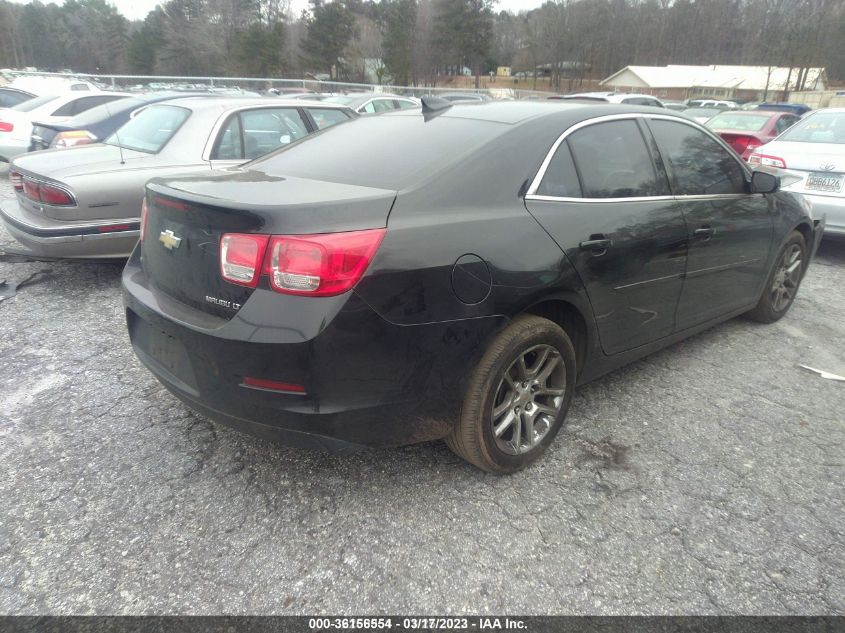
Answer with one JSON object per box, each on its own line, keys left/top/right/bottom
{"left": 749, "top": 108, "right": 845, "bottom": 237}
{"left": 0, "top": 91, "right": 131, "bottom": 161}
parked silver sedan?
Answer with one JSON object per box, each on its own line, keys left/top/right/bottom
{"left": 749, "top": 108, "right": 845, "bottom": 237}
{"left": 1, "top": 97, "right": 356, "bottom": 258}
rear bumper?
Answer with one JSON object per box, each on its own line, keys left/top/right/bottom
{"left": 0, "top": 138, "right": 27, "bottom": 163}
{"left": 804, "top": 193, "right": 845, "bottom": 237}
{"left": 122, "top": 248, "right": 503, "bottom": 450}
{"left": 0, "top": 197, "right": 139, "bottom": 258}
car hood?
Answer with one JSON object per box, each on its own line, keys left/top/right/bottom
{"left": 11, "top": 143, "right": 179, "bottom": 179}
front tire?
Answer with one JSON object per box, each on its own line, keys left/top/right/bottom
{"left": 446, "top": 314, "right": 576, "bottom": 474}
{"left": 746, "top": 230, "right": 806, "bottom": 323}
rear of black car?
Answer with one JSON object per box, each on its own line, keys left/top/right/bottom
{"left": 122, "top": 174, "right": 486, "bottom": 450}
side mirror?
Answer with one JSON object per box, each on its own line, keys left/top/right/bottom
{"left": 751, "top": 170, "right": 780, "bottom": 194}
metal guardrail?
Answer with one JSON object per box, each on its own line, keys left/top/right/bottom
{"left": 2, "top": 70, "right": 554, "bottom": 100}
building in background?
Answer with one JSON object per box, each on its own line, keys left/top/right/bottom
{"left": 600, "top": 65, "right": 828, "bottom": 101}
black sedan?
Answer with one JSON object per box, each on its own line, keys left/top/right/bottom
{"left": 123, "top": 100, "right": 823, "bottom": 473}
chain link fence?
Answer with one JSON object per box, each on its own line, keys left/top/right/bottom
{"left": 2, "top": 70, "right": 556, "bottom": 100}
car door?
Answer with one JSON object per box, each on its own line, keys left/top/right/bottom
{"left": 525, "top": 116, "right": 689, "bottom": 355}
{"left": 645, "top": 117, "right": 773, "bottom": 328}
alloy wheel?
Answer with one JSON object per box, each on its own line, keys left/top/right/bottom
{"left": 491, "top": 344, "right": 566, "bottom": 456}
{"left": 770, "top": 243, "right": 802, "bottom": 312}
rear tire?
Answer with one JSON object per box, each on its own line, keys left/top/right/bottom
{"left": 446, "top": 314, "right": 576, "bottom": 474}
{"left": 746, "top": 230, "right": 806, "bottom": 323}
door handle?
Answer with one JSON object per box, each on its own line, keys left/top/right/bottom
{"left": 579, "top": 237, "right": 612, "bottom": 254}
{"left": 694, "top": 226, "right": 715, "bottom": 239}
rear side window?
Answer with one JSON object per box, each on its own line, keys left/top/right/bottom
{"left": 306, "top": 107, "right": 351, "bottom": 130}
{"left": 537, "top": 141, "right": 581, "bottom": 198}
{"left": 395, "top": 100, "right": 417, "bottom": 110}
{"left": 649, "top": 119, "right": 746, "bottom": 195}
{"left": 567, "top": 120, "right": 663, "bottom": 198}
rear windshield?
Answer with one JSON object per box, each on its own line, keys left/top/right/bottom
{"left": 780, "top": 111, "right": 845, "bottom": 144}
{"left": 65, "top": 97, "right": 146, "bottom": 127}
{"left": 323, "top": 95, "right": 355, "bottom": 105}
{"left": 706, "top": 113, "right": 770, "bottom": 131}
{"left": 248, "top": 113, "right": 499, "bottom": 190}
{"left": 12, "top": 94, "right": 59, "bottom": 112}
{"left": 104, "top": 104, "right": 190, "bottom": 153}
{"left": 684, "top": 108, "right": 722, "bottom": 118}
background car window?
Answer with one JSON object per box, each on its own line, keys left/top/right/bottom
{"left": 212, "top": 113, "right": 243, "bottom": 160}
{"left": 775, "top": 115, "right": 799, "bottom": 135}
{"left": 104, "top": 104, "right": 189, "bottom": 153}
{"left": 52, "top": 94, "right": 125, "bottom": 117}
{"left": 537, "top": 140, "right": 582, "bottom": 198}
{"left": 0, "top": 90, "right": 32, "bottom": 108}
{"left": 372, "top": 99, "right": 394, "bottom": 113}
{"left": 240, "top": 107, "right": 307, "bottom": 159}
{"left": 567, "top": 120, "right": 662, "bottom": 198}
{"left": 779, "top": 111, "right": 845, "bottom": 144}
{"left": 307, "top": 107, "right": 351, "bottom": 130}
{"left": 395, "top": 100, "right": 417, "bottom": 110}
{"left": 11, "top": 94, "right": 59, "bottom": 112}
{"left": 649, "top": 120, "right": 746, "bottom": 195}
{"left": 706, "top": 113, "right": 770, "bottom": 131}
{"left": 361, "top": 101, "right": 377, "bottom": 114}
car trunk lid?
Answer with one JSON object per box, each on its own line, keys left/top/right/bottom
{"left": 141, "top": 170, "right": 397, "bottom": 319}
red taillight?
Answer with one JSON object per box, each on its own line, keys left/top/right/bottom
{"left": 38, "top": 183, "right": 74, "bottom": 206}
{"left": 241, "top": 376, "right": 306, "bottom": 394}
{"left": 0, "top": 121, "right": 13, "bottom": 133}
{"left": 748, "top": 153, "right": 786, "bottom": 168}
{"left": 220, "top": 233, "right": 270, "bottom": 288}
{"left": 266, "top": 228, "right": 386, "bottom": 296}
{"left": 9, "top": 170, "right": 23, "bottom": 191}
{"left": 22, "top": 178, "right": 39, "bottom": 200}
{"left": 51, "top": 130, "right": 96, "bottom": 149}
{"left": 140, "top": 197, "right": 149, "bottom": 242}
{"left": 219, "top": 228, "right": 386, "bottom": 296}
{"left": 21, "top": 177, "right": 74, "bottom": 206}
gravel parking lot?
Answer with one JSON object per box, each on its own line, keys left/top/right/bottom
{"left": 0, "top": 163, "right": 843, "bottom": 615}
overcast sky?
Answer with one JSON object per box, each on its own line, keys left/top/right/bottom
{"left": 10, "top": 0, "right": 545, "bottom": 21}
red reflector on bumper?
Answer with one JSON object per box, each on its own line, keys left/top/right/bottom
{"left": 241, "top": 377, "right": 306, "bottom": 394}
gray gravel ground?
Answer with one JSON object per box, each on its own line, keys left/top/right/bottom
{"left": 0, "top": 163, "right": 843, "bottom": 615}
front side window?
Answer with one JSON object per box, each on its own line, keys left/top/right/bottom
{"left": 780, "top": 111, "right": 845, "bottom": 144}
{"left": 104, "top": 104, "right": 189, "bottom": 153}
{"left": 566, "top": 119, "right": 663, "bottom": 198}
{"left": 306, "top": 107, "right": 351, "bottom": 130}
{"left": 649, "top": 119, "right": 746, "bottom": 195}
{"left": 240, "top": 108, "right": 308, "bottom": 159}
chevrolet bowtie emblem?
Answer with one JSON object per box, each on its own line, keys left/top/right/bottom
{"left": 159, "top": 229, "right": 182, "bottom": 250}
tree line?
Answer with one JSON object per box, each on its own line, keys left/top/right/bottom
{"left": 1, "top": 0, "right": 843, "bottom": 87}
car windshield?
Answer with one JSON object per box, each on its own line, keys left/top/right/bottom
{"left": 104, "top": 104, "right": 190, "bottom": 153}
{"left": 780, "top": 111, "right": 845, "bottom": 144}
{"left": 11, "top": 94, "right": 59, "bottom": 112}
{"left": 706, "top": 113, "right": 770, "bottom": 131}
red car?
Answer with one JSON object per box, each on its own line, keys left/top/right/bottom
{"left": 705, "top": 110, "right": 800, "bottom": 160}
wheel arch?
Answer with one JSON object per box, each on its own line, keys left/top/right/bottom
{"left": 522, "top": 295, "right": 594, "bottom": 378}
